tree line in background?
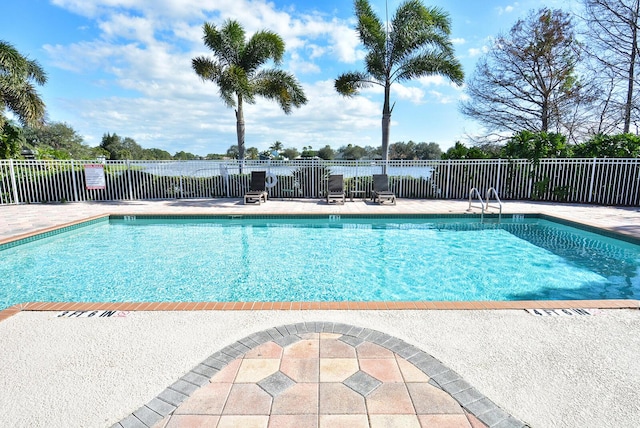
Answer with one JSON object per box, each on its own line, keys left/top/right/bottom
{"left": 442, "top": 131, "right": 640, "bottom": 160}
{"left": 2, "top": 0, "right": 640, "bottom": 162}
{"left": 3, "top": 120, "right": 638, "bottom": 161}
{"left": 0, "top": 120, "right": 446, "bottom": 161}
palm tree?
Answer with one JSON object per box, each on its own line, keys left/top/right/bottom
{"left": 0, "top": 40, "right": 47, "bottom": 128}
{"left": 192, "top": 20, "right": 307, "bottom": 161}
{"left": 335, "top": 0, "right": 464, "bottom": 160}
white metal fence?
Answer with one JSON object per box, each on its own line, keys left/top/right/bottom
{"left": 1, "top": 158, "right": 638, "bottom": 206}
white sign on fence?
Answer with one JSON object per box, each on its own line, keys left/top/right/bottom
{"left": 84, "top": 164, "right": 106, "bottom": 190}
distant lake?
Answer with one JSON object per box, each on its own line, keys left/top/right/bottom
{"left": 139, "top": 162, "right": 434, "bottom": 180}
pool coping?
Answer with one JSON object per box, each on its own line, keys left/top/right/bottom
{"left": 1, "top": 212, "right": 639, "bottom": 323}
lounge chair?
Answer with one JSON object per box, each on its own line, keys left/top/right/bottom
{"left": 372, "top": 174, "right": 396, "bottom": 205}
{"left": 244, "top": 171, "right": 268, "bottom": 204}
{"left": 326, "top": 174, "right": 345, "bottom": 204}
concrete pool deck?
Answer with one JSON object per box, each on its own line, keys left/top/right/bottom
{"left": 0, "top": 199, "right": 639, "bottom": 427}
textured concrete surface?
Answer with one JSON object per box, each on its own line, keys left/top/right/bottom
{"left": 0, "top": 309, "right": 639, "bottom": 427}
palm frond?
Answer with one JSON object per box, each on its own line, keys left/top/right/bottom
{"left": 201, "top": 21, "right": 245, "bottom": 66}
{"left": 25, "top": 58, "right": 47, "bottom": 85}
{"left": 242, "top": 31, "right": 285, "bottom": 73}
{"left": 355, "top": 0, "right": 387, "bottom": 53}
{"left": 0, "top": 78, "right": 46, "bottom": 126}
{"left": 334, "top": 71, "right": 376, "bottom": 96}
{"left": 0, "top": 40, "right": 47, "bottom": 127}
{"left": 254, "top": 69, "right": 307, "bottom": 113}
{"left": 192, "top": 56, "right": 246, "bottom": 109}
{"left": 389, "top": 2, "right": 453, "bottom": 66}
{"left": 365, "top": 51, "right": 387, "bottom": 81}
{"left": 394, "top": 51, "right": 464, "bottom": 85}
{"left": 191, "top": 56, "right": 221, "bottom": 81}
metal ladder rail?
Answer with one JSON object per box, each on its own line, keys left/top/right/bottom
{"left": 485, "top": 187, "right": 503, "bottom": 221}
{"left": 467, "top": 187, "right": 485, "bottom": 221}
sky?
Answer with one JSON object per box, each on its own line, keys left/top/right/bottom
{"left": 2, "top": 0, "right": 579, "bottom": 156}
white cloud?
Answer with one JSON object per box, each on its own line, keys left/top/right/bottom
{"left": 328, "top": 22, "right": 360, "bottom": 63}
{"left": 289, "top": 52, "right": 321, "bottom": 74}
{"left": 417, "top": 75, "right": 466, "bottom": 90}
{"left": 393, "top": 84, "right": 425, "bottom": 104}
{"left": 418, "top": 76, "right": 445, "bottom": 87}
{"left": 451, "top": 38, "right": 466, "bottom": 45}
{"left": 98, "top": 13, "right": 156, "bottom": 43}
{"left": 468, "top": 46, "right": 489, "bottom": 57}
{"left": 429, "top": 90, "right": 455, "bottom": 104}
{"left": 496, "top": 2, "right": 518, "bottom": 15}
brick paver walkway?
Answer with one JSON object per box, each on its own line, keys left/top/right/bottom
{"left": 117, "top": 323, "right": 525, "bottom": 428}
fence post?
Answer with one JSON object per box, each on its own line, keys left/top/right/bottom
{"left": 312, "top": 158, "right": 318, "bottom": 198}
{"left": 398, "top": 160, "right": 403, "bottom": 198}
{"left": 9, "top": 159, "right": 19, "bottom": 204}
{"left": 496, "top": 158, "right": 501, "bottom": 194}
{"left": 71, "top": 160, "right": 79, "bottom": 202}
{"left": 446, "top": 159, "right": 451, "bottom": 199}
{"left": 587, "top": 157, "right": 597, "bottom": 203}
{"left": 527, "top": 161, "right": 533, "bottom": 199}
{"left": 127, "top": 160, "right": 133, "bottom": 200}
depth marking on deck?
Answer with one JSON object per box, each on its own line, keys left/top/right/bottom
{"left": 55, "top": 310, "right": 130, "bottom": 318}
{"left": 526, "top": 308, "right": 601, "bottom": 316}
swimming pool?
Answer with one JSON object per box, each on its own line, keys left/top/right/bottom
{"left": 1, "top": 215, "right": 639, "bottom": 309}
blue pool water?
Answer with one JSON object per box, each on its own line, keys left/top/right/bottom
{"left": 1, "top": 216, "right": 639, "bottom": 308}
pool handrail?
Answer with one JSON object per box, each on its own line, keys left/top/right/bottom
{"left": 486, "top": 187, "right": 503, "bottom": 219}
{"left": 468, "top": 187, "right": 485, "bottom": 218}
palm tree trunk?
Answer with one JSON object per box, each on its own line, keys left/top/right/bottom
{"left": 236, "top": 93, "right": 246, "bottom": 160}
{"left": 381, "top": 82, "right": 391, "bottom": 162}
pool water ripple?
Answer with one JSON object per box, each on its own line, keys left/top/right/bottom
{"left": 1, "top": 217, "right": 639, "bottom": 308}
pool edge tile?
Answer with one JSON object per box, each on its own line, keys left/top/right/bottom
{"left": 0, "top": 214, "right": 110, "bottom": 247}
{"left": 2, "top": 299, "right": 639, "bottom": 324}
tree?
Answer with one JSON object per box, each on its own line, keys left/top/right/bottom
{"left": 317, "top": 145, "right": 336, "bottom": 160}
{"left": 0, "top": 41, "right": 47, "bottom": 129}
{"left": 99, "top": 133, "right": 144, "bottom": 160}
{"left": 226, "top": 145, "right": 239, "bottom": 159}
{"left": 192, "top": 20, "right": 307, "bottom": 161}
{"left": 269, "top": 141, "right": 284, "bottom": 154}
{"left": 415, "top": 142, "right": 442, "bottom": 159}
{"left": 281, "top": 147, "right": 300, "bottom": 160}
{"left": 0, "top": 121, "right": 24, "bottom": 158}
{"left": 338, "top": 144, "right": 368, "bottom": 160}
{"left": 363, "top": 145, "right": 382, "bottom": 159}
{"left": 205, "top": 153, "right": 225, "bottom": 159}
{"left": 23, "top": 122, "right": 94, "bottom": 159}
{"left": 174, "top": 151, "right": 200, "bottom": 160}
{"left": 301, "top": 146, "right": 317, "bottom": 158}
{"left": 335, "top": 0, "right": 463, "bottom": 160}
{"left": 441, "top": 142, "right": 493, "bottom": 159}
{"left": 582, "top": 0, "right": 640, "bottom": 133}
{"left": 389, "top": 141, "right": 417, "bottom": 159}
{"left": 501, "top": 130, "right": 572, "bottom": 161}
{"left": 573, "top": 133, "right": 640, "bottom": 157}
{"left": 460, "top": 9, "right": 589, "bottom": 141}
{"left": 246, "top": 147, "right": 259, "bottom": 160}
{"left": 259, "top": 150, "right": 274, "bottom": 160}
{"left": 142, "top": 148, "right": 172, "bottom": 160}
